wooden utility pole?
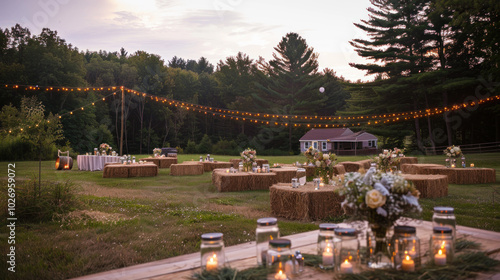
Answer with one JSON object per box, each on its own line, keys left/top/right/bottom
{"left": 120, "top": 86, "right": 124, "bottom": 156}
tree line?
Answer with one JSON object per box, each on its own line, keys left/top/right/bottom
{"left": 0, "top": 0, "right": 498, "bottom": 160}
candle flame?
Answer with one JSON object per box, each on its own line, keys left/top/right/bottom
{"left": 438, "top": 249, "right": 443, "bottom": 255}
{"left": 406, "top": 255, "right": 411, "bottom": 261}
{"left": 325, "top": 247, "right": 330, "bottom": 253}
{"left": 344, "top": 259, "right": 349, "bottom": 264}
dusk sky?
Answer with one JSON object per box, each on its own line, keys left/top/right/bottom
{"left": 0, "top": 0, "right": 374, "bottom": 82}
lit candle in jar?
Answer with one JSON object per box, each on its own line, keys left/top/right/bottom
{"left": 322, "top": 246, "right": 334, "bottom": 266}
{"left": 340, "top": 259, "right": 353, "bottom": 273}
{"left": 470, "top": 163, "right": 474, "bottom": 167}
{"left": 274, "top": 269, "right": 287, "bottom": 280}
{"left": 206, "top": 254, "right": 218, "bottom": 271}
{"left": 319, "top": 182, "right": 325, "bottom": 187}
{"left": 402, "top": 255, "right": 415, "bottom": 271}
{"left": 226, "top": 169, "right": 230, "bottom": 173}
{"left": 434, "top": 249, "right": 446, "bottom": 266}
{"left": 451, "top": 163, "right": 456, "bottom": 168}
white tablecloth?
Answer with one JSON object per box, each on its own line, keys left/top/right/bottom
{"left": 77, "top": 155, "right": 121, "bottom": 171}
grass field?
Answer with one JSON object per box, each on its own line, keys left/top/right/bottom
{"left": 0, "top": 153, "right": 499, "bottom": 279}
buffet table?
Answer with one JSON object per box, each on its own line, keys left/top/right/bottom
{"left": 102, "top": 163, "right": 158, "bottom": 178}
{"left": 269, "top": 182, "right": 344, "bottom": 220}
{"left": 77, "top": 155, "right": 121, "bottom": 171}
{"left": 142, "top": 157, "right": 178, "bottom": 168}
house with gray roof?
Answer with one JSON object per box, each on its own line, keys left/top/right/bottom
{"left": 299, "top": 128, "right": 378, "bottom": 155}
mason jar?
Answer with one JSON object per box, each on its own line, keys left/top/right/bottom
{"left": 334, "top": 228, "right": 359, "bottom": 274}
{"left": 430, "top": 227, "right": 454, "bottom": 266}
{"left": 297, "top": 168, "right": 306, "bottom": 185}
{"left": 392, "top": 226, "right": 420, "bottom": 271}
{"left": 200, "top": 233, "right": 225, "bottom": 271}
{"left": 267, "top": 239, "right": 294, "bottom": 278}
{"left": 432, "top": 206, "right": 456, "bottom": 241}
{"left": 317, "top": 223, "right": 339, "bottom": 269}
{"left": 255, "top": 217, "right": 279, "bottom": 266}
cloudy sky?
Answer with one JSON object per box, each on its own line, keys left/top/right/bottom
{"left": 0, "top": 0, "right": 374, "bottom": 81}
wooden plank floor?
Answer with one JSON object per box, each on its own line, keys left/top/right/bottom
{"left": 71, "top": 220, "right": 500, "bottom": 280}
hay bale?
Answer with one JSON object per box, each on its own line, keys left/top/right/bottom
{"left": 402, "top": 174, "right": 448, "bottom": 198}
{"left": 142, "top": 158, "right": 160, "bottom": 166}
{"left": 304, "top": 165, "right": 316, "bottom": 177}
{"left": 103, "top": 165, "right": 128, "bottom": 178}
{"left": 423, "top": 167, "right": 496, "bottom": 184}
{"left": 400, "top": 157, "right": 418, "bottom": 165}
{"left": 270, "top": 183, "right": 345, "bottom": 221}
{"left": 333, "top": 164, "right": 346, "bottom": 175}
{"left": 357, "top": 159, "right": 373, "bottom": 169}
{"left": 229, "top": 159, "right": 241, "bottom": 168}
{"left": 159, "top": 157, "right": 177, "bottom": 168}
{"left": 249, "top": 173, "right": 277, "bottom": 190}
{"left": 170, "top": 162, "right": 204, "bottom": 176}
{"left": 339, "top": 161, "right": 363, "bottom": 172}
{"left": 271, "top": 167, "right": 298, "bottom": 183}
{"left": 128, "top": 163, "right": 158, "bottom": 177}
{"left": 202, "top": 161, "right": 233, "bottom": 172}
{"left": 212, "top": 170, "right": 251, "bottom": 192}
{"left": 255, "top": 159, "right": 269, "bottom": 167}
{"left": 401, "top": 164, "right": 442, "bottom": 174}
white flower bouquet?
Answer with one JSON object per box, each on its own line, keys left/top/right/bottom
{"left": 443, "top": 145, "right": 462, "bottom": 158}
{"left": 374, "top": 147, "right": 405, "bottom": 172}
{"left": 303, "top": 146, "right": 337, "bottom": 183}
{"left": 240, "top": 148, "right": 257, "bottom": 171}
{"left": 339, "top": 167, "right": 421, "bottom": 228}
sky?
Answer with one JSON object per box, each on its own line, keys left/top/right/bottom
{"left": 0, "top": 0, "right": 374, "bottom": 82}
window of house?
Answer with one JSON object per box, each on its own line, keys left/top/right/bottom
{"left": 313, "top": 141, "right": 318, "bottom": 149}
{"left": 368, "top": 141, "right": 372, "bottom": 147}
{"left": 304, "top": 142, "right": 310, "bottom": 149}
{"left": 322, "top": 142, "right": 327, "bottom": 151}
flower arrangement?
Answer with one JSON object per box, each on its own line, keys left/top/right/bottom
{"left": 153, "top": 148, "right": 162, "bottom": 157}
{"left": 240, "top": 148, "right": 257, "bottom": 171}
{"left": 374, "top": 148, "right": 405, "bottom": 172}
{"left": 303, "top": 146, "right": 337, "bottom": 183}
{"left": 443, "top": 145, "right": 462, "bottom": 158}
{"left": 339, "top": 167, "right": 421, "bottom": 228}
{"left": 99, "top": 143, "right": 111, "bottom": 155}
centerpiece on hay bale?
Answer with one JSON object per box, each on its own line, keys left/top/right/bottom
{"left": 99, "top": 143, "right": 111, "bottom": 155}
{"left": 339, "top": 166, "right": 422, "bottom": 269}
{"left": 304, "top": 146, "right": 337, "bottom": 184}
{"left": 374, "top": 148, "right": 404, "bottom": 173}
{"left": 153, "top": 148, "right": 162, "bottom": 157}
{"left": 443, "top": 145, "right": 463, "bottom": 168}
{"left": 240, "top": 148, "right": 256, "bottom": 172}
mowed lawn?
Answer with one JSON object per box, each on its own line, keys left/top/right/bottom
{"left": 0, "top": 153, "right": 499, "bottom": 280}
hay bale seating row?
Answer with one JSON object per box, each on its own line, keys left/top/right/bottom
{"left": 270, "top": 182, "right": 345, "bottom": 221}
{"left": 200, "top": 161, "right": 233, "bottom": 172}
{"left": 401, "top": 163, "right": 496, "bottom": 184}
{"left": 402, "top": 174, "right": 448, "bottom": 198}
{"left": 102, "top": 163, "right": 158, "bottom": 178}
{"left": 229, "top": 159, "right": 269, "bottom": 169}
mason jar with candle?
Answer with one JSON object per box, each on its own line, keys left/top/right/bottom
{"left": 200, "top": 233, "right": 225, "bottom": 271}
{"left": 430, "top": 227, "right": 454, "bottom": 266}
{"left": 267, "top": 239, "right": 294, "bottom": 278}
{"left": 432, "top": 206, "right": 456, "bottom": 241}
{"left": 392, "top": 226, "right": 420, "bottom": 271}
{"left": 262, "top": 164, "right": 270, "bottom": 173}
{"left": 291, "top": 178, "right": 299, "bottom": 188}
{"left": 297, "top": 168, "right": 306, "bottom": 185}
{"left": 256, "top": 217, "right": 279, "bottom": 266}
{"left": 334, "top": 228, "right": 359, "bottom": 274}
{"left": 317, "top": 223, "right": 339, "bottom": 269}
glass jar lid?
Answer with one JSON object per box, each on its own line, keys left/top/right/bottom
{"left": 257, "top": 217, "right": 278, "bottom": 226}
{"left": 433, "top": 227, "right": 453, "bottom": 234}
{"left": 319, "top": 223, "right": 338, "bottom": 231}
{"left": 433, "top": 206, "right": 454, "bottom": 214}
{"left": 201, "top": 232, "right": 223, "bottom": 241}
{"left": 269, "top": 238, "right": 291, "bottom": 248}
{"left": 334, "top": 228, "right": 356, "bottom": 237}
{"left": 394, "top": 225, "right": 416, "bottom": 234}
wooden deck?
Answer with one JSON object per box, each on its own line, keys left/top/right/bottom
{"left": 71, "top": 221, "right": 500, "bottom": 280}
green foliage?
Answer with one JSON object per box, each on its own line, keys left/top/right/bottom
{"left": 196, "top": 134, "right": 213, "bottom": 154}
{"left": 185, "top": 139, "right": 197, "bottom": 154}
{"left": 212, "top": 139, "right": 238, "bottom": 155}
{"left": 1, "top": 178, "right": 77, "bottom": 222}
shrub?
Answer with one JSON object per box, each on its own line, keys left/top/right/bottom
{"left": 1, "top": 178, "right": 78, "bottom": 222}
{"left": 196, "top": 134, "right": 212, "bottom": 154}
{"left": 212, "top": 139, "right": 238, "bottom": 155}
{"left": 185, "top": 140, "right": 197, "bottom": 154}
